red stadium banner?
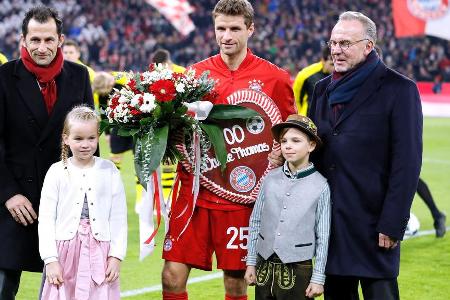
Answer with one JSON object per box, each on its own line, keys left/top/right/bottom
{"left": 392, "top": 0, "right": 450, "bottom": 40}
{"left": 146, "top": 0, "right": 195, "bottom": 36}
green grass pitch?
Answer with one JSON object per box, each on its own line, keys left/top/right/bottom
{"left": 17, "top": 117, "right": 450, "bottom": 299}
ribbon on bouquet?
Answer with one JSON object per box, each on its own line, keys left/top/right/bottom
{"left": 138, "top": 168, "right": 168, "bottom": 260}
{"left": 170, "top": 101, "right": 212, "bottom": 240}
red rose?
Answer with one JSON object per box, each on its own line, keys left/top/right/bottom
{"left": 172, "top": 72, "right": 185, "bottom": 81}
{"left": 110, "top": 95, "right": 120, "bottom": 107}
{"left": 149, "top": 79, "right": 176, "bottom": 102}
{"left": 128, "top": 79, "right": 140, "bottom": 94}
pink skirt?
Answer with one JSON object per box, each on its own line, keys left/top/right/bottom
{"left": 41, "top": 219, "right": 120, "bottom": 300}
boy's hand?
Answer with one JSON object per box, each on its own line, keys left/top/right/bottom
{"left": 106, "top": 257, "right": 121, "bottom": 282}
{"left": 306, "top": 282, "right": 324, "bottom": 298}
{"left": 46, "top": 261, "right": 64, "bottom": 286}
{"left": 268, "top": 149, "right": 284, "bottom": 167}
{"left": 244, "top": 266, "right": 256, "bottom": 285}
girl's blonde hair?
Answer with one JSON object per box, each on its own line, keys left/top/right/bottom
{"left": 61, "top": 105, "right": 99, "bottom": 168}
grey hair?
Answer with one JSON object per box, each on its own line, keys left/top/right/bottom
{"left": 339, "top": 11, "right": 377, "bottom": 45}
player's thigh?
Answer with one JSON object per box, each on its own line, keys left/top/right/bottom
{"left": 163, "top": 206, "right": 214, "bottom": 270}
{"left": 211, "top": 208, "right": 252, "bottom": 270}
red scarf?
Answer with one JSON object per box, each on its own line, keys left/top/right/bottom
{"left": 21, "top": 46, "right": 64, "bottom": 114}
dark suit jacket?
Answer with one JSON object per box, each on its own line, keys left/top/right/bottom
{"left": 309, "top": 62, "right": 422, "bottom": 278}
{"left": 0, "top": 59, "right": 94, "bottom": 272}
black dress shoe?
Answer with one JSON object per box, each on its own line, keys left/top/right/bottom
{"left": 434, "top": 213, "right": 446, "bottom": 238}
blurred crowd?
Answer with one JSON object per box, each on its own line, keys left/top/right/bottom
{"left": 1, "top": 0, "right": 450, "bottom": 82}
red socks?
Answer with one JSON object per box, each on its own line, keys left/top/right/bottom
{"left": 162, "top": 291, "right": 188, "bottom": 300}
{"left": 162, "top": 291, "right": 246, "bottom": 300}
{"left": 225, "top": 295, "right": 248, "bottom": 300}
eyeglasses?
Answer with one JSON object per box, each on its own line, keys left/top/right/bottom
{"left": 326, "top": 39, "right": 370, "bottom": 51}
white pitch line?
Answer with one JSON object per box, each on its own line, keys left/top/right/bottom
{"left": 121, "top": 272, "right": 223, "bottom": 298}
{"left": 423, "top": 158, "right": 450, "bottom": 166}
{"left": 404, "top": 226, "right": 450, "bottom": 239}
{"left": 121, "top": 226, "right": 449, "bottom": 298}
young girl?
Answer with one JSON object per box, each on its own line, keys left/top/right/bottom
{"left": 244, "top": 114, "right": 331, "bottom": 299}
{"left": 38, "top": 106, "right": 127, "bottom": 300}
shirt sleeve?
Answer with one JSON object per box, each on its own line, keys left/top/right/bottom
{"left": 274, "top": 70, "right": 296, "bottom": 119}
{"left": 246, "top": 183, "right": 266, "bottom": 266}
{"left": 38, "top": 164, "right": 60, "bottom": 264}
{"left": 310, "top": 183, "right": 331, "bottom": 285}
{"left": 108, "top": 165, "right": 128, "bottom": 260}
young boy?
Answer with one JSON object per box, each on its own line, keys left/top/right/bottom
{"left": 244, "top": 114, "right": 331, "bottom": 299}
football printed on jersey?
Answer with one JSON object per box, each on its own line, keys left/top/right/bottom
{"left": 178, "top": 86, "right": 283, "bottom": 204}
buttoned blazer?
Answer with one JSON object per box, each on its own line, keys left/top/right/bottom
{"left": 0, "top": 59, "right": 94, "bottom": 271}
{"left": 308, "top": 62, "right": 422, "bottom": 278}
{"left": 38, "top": 158, "right": 127, "bottom": 264}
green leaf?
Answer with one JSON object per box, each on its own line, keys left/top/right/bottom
{"left": 129, "top": 128, "right": 141, "bottom": 136}
{"left": 134, "top": 125, "right": 169, "bottom": 190}
{"left": 200, "top": 123, "right": 227, "bottom": 171}
{"left": 207, "top": 105, "right": 260, "bottom": 120}
{"left": 99, "top": 119, "right": 110, "bottom": 135}
{"left": 117, "top": 127, "right": 132, "bottom": 137}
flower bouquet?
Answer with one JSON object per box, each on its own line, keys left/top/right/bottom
{"left": 100, "top": 64, "right": 258, "bottom": 188}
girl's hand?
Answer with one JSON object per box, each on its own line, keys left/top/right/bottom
{"left": 45, "top": 261, "right": 64, "bottom": 286}
{"left": 105, "top": 257, "right": 121, "bottom": 282}
{"left": 244, "top": 266, "right": 257, "bottom": 286}
{"left": 305, "top": 282, "right": 324, "bottom": 298}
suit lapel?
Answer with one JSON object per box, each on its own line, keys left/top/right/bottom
{"left": 14, "top": 61, "right": 48, "bottom": 130}
{"left": 334, "top": 63, "right": 387, "bottom": 128}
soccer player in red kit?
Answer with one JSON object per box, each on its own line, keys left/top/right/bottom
{"left": 161, "top": 1, "right": 295, "bottom": 299}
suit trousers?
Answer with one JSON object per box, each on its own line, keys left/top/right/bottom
{"left": 324, "top": 275, "right": 399, "bottom": 300}
{"left": 0, "top": 269, "right": 22, "bottom": 300}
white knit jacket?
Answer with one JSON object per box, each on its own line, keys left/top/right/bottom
{"left": 38, "top": 157, "right": 127, "bottom": 264}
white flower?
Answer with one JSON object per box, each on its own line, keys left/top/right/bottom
{"left": 176, "top": 83, "right": 185, "bottom": 93}
{"left": 118, "top": 95, "right": 128, "bottom": 104}
{"left": 131, "top": 94, "right": 141, "bottom": 107}
{"left": 140, "top": 93, "right": 156, "bottom": 113}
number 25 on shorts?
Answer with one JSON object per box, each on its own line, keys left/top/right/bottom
{"left": 226, "top": 226, "right": 249, "bottom": 249}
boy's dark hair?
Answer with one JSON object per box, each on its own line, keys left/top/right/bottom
{"left": 63, "top": 39, "right": 80, "bottom": 51}
{"left": 22, "top": 6, "right": 63, "bottom": 37}
{"left": 151, "top": 49, "right": 170, "bottom": 64}
{"left": 212, "top": 0, "right": 254, "bottom": 28}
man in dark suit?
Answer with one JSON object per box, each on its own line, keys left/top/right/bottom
{"left": 0, "top": 6, "right": 93, "bottom": 298}
{"left": 308, "top": 11, "right": 422, "bottom": 300}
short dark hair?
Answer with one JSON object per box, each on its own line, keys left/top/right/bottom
{"left": 151, "top": 49, "right": 170, "bottom": 64}
{"left": 213, "top": 0, "right": 254, "bottom": 28}
{"left": 63, "top": 39, "right": 80, "bottom": 51}
{"left": 22, "top": 6, "right": 63, "bottom": 37}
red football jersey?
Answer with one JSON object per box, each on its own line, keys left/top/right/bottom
{"left": 180, "top": 49, "right": 295, "bottom": 210}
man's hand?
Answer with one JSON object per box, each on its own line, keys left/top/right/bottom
{"left": 46, "top": 261, "right": 64, "bottom": 286}
{"left": 5, "top": 194, "right": 37, "bottom": 226}
{"left": 378, "top": 233, "right": 398, "bottom": 249}
{"left": 268, "top": 149, "right": 284, "bottom": 167}
{"left": 244, "top": 266, "right": 256, "bottom": 286}
{"left": 305, "top": 282, "right": 324, "bottom": 298}
{"left": 105, "top": 257, "right": 121, "bottom": 282}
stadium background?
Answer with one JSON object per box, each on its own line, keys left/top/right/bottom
{"left": 1, "top": 0, "right": 449, "bottom": 299}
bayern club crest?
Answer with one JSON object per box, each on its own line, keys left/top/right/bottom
{"left": 163, "top": 238, "right": 173, "bottom": 251}
{"left": 407, "top": 0, "right": 449, "bottom": 20}
{"left": 229, "top": 166, "right": 257, "bottom": 193}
